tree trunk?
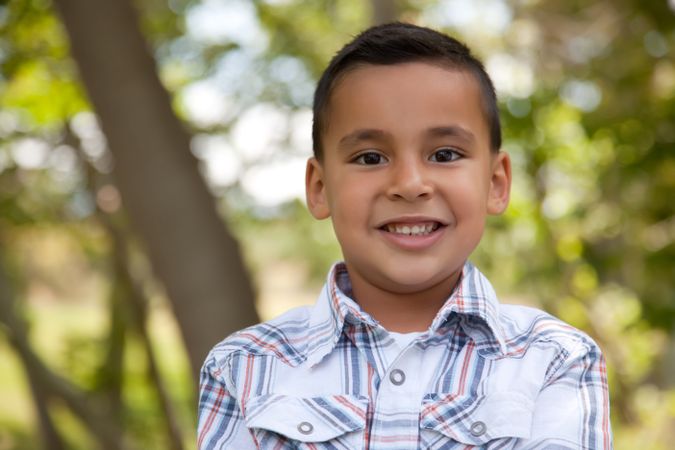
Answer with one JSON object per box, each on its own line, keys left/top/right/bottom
{"left": 51, "top": 0, "right": 259, "bottom": 380}
{"left": 25, "top": 370, "right": 66, "bottom": 450}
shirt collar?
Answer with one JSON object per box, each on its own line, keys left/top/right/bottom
{"left": 306, "top": 261, "right": 507, "bottom": 367}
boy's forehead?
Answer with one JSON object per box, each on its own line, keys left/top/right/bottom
{"left": 331, "top": 60, "right": 472, "bottom": 96}
{"left": 323, "top": 62, "right": 489, "bottom": 148}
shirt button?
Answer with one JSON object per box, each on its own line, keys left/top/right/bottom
{"left": 297, "top": 421, "right": 314, "bottom": 435}
{"left": 389, "top": 369, "right": 406, "bottom": 386}
{"left": 470, "top": 420, "right": 487, "bottom": 437}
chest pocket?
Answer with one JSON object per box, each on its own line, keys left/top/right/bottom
{"left": 244, "top": 394, "right": 368, "bottom": 449}
{"left": 420, "top": 391, "right": 534, "bottom": 449}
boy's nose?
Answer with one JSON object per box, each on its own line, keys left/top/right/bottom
{"left": 386, "top": 160, "right": 433, "bottom": 201}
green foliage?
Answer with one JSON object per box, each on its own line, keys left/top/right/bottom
{"left": 230, "top": 199, "right": 342, "bottom": 286}
{"left": 256, "top": 0, "right": 371, "bottom": 77}
{"left": 0, "top": 0, "right": 88, "bottom": 124}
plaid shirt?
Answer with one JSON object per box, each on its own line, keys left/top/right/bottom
{"left": 198, "top": 262, "right": 612, "bottom": 449}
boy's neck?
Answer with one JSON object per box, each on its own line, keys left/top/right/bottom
{"left": 345, "top": 267, "right": 462, "bottom": 333}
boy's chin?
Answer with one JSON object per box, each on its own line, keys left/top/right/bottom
{"left": 384, "top": 272, "right": 458, "bottom": 295}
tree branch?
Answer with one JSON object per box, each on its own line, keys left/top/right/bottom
{"left": 0, "top": 253, "right": 133, "bottom": 450}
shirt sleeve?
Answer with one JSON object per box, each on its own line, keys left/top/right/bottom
{"left": 519, "top": 339, "right": 613, "bottom": 449}
{"left": 197, "top": 353, "right": 257, "bottom": 449}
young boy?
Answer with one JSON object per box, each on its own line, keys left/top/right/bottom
{"left": 198, "top": 23, "right": 612, "bottom": 449}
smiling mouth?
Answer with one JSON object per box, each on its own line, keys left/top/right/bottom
{"left": 380, "top": 221, "right": 443, "bottom": 236}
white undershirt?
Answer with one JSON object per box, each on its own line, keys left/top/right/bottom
{"left": 383, "top": 331, "right": 424, "bottom": 367}
{"left": 390, "top": 331, "right": 424, "bottom": 349}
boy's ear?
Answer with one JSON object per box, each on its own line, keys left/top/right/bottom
{"left": 487, "top": 151, "right": 512, "bottom": 215}
{"left": 305, "top": 157, "right": 331, "bottom": 219}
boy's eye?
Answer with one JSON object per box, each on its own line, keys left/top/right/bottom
{"left": 429, "top": 148, "right": 461, "bottom": 163}
{"left": 353, "top": 152, "right": 387, "bottom": 165}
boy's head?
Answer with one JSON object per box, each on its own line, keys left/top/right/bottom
{"left": 312, "top": 22, "right": 501, "bottom": 160}
{"left": 305, "top": 22, "right": 511, "bottom": 305}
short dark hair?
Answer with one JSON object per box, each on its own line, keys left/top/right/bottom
{"left": 311, "top": 22, "right": 501, "bottom": 159}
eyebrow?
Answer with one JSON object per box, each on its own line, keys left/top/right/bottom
{"left": 338, "top": 128, "right": 388, "bottom": 149}
{"left": 337, "top": 125, "right": 476, "bottom": 150}
{"left": 427, "top": 125, "right": 476, "bottom": 144}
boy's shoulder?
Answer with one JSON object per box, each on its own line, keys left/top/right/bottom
{"left": 457, "top": 263, "right": 601, "bottom": 359}
{"left": 204, "top": 304, "right": 315, "bottom": 369}
{"left": 496, "top": 302, "right": 601, "bottom": 359}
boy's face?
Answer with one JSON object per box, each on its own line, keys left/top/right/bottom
{"left": 306, "top": 62, "right": 511, "bottom": 298}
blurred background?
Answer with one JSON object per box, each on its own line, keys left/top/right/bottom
{"left": 0, "top": 0, "right": 673, "bottom": 448}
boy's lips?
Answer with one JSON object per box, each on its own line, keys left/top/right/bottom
{"left": 381, "top": 221, "right": 441, "bottom": 236}
{"left": 375, "top": 216, "right": 448, "bottom": 250}
{"left": 376, "top": 216, "right": 448, "bottom": 231}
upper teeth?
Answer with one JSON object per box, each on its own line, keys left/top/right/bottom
{"left": 386, "top": 223, "right": 437, "bottom": 235}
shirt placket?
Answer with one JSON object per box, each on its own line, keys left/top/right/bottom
{"left": 353, "top": 327, "right": 427, "bottom": 450}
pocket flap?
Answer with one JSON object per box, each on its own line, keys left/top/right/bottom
{"left": 245, "top": 394, "right": 368, "bottom": 442}
{"left": 420, "top": 391, "right": 533, "bottom": 445}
